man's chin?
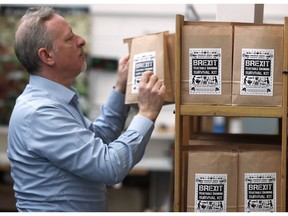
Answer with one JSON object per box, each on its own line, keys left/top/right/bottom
{"left": 81, "top": 61, "right": 87, "bottom": 73}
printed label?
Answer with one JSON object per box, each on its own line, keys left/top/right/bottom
{"left": 244, "top": 173, "right": 276, "bottom": 212}
{"left": 195, "top": 173, "right": 227, "bottom": 212}
{"left": 132, "top": 51, "right": 156, "bottom": 93}
{"left": 240, "top": 49, "right": 274, "bottom": 96}
{"left": 189, "top": 48, "right": 221, "bottom": 95}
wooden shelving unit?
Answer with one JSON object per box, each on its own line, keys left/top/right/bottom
{"left": 174, "top": 14, "right": 288, "bottom": 212}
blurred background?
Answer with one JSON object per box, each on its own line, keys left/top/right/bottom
{"left": 0, "top": 3, "right": 287, "bottom": 212}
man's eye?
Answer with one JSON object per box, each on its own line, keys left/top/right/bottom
{"left": 66, "top": 35, "right": 74, "bottom": 41}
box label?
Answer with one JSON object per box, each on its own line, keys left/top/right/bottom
{"left": 240, "top": 49, "right": 274, "bottom": 96}
{"left": 189, "top": 48, "right": 222, "bottom": 95}
{"left": 132, "top": 51, "right": 156, "bottom": 93}
{"left": 195, "top": 173, "right": 227, "bottom": 212}
{"left": 244, "top": 173, "right": 276, "bottom": 212}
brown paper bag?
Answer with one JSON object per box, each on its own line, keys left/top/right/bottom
{"left": 188, "top": 139, "right": 281, "bottom": 212}
{"left": 187, "top": 142, "right": 238, "bottom": 212}
{"left": 123, "top": 37, "right": 132, "bottom": 53}
{"left": 232, "top": 25, "right": 284, "bottom": 106}
{"left": 181, "top": 24, "right": 233, "bottom": 105}
{"left": 238, "top": 144, "right": 281, "bottom": 212}
{"left": 124, "top": 32, "right": 174, "bottom": 105}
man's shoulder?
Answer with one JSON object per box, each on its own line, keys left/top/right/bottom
{"left": 18, "top": 88, "right": 62, "bottom": 111}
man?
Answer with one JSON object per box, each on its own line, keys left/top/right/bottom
{"left": 7, "top": 7, "right": 166, "bottom": 212}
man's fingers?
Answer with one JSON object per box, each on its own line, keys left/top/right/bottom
{"left": 153, "top": 79, "right": 163, "bottom": 90}
{"left": 140, "top": 71, "right": 153, "bottom": 83}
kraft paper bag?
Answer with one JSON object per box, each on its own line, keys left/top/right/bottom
{"left": 181, "top": 24, "right": 233, "bottom": 105}
{"left": 124, "top": 32, "right": 174, "bottom": 105}
{"left": 232, "top": 25, "right": 284, "bottom": 106}
{"left": 187, "top": 143, "right": 238, "bottom": 212}
{"left": 238, "top": 144, "right": 281, "bottom": 212}
{"left": 188, "top": 139, "right": 281, "bottom": 212}
{"left": 123, "top": 37, "right": 132, "bottom": 53}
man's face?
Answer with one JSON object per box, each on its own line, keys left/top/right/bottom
{"left": 46, "top": 14, "right": 86, "bottom": 79}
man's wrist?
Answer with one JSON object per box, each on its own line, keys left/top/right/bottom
{"left": 113, "top": 85, "right": 126, "bottom": 94}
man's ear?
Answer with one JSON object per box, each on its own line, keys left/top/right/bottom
{"left": 38, "top": 48, "right": 55, "bottom": 66}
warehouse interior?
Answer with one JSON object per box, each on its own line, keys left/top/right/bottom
{"left": 0, "top": 3, "right": 288, "bottom": 212}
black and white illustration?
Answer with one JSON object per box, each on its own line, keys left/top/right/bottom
{"left": 132, "top": 51, "right": 156, "bottom": 93}
{"left": 244, "top": 173, "right": 276, "bottom": 212}
{"left": 189, "top": 48, "right": 221, "bottom": 95}
{"left": 240, "top": 49, "right": 274, "bottom": 96}
{"left": 195, "top": 173, "right": 227, "bottom": 212}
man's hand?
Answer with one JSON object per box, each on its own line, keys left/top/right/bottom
{"left": 115, "top": 55, "right": 129, "bottom": 94}
{"left": 137, "top": 71, "right": 166, "bottom": 122}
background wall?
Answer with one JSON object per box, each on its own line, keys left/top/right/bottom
{"left": 89, "top": 4, "right": 287, "bottom": 60}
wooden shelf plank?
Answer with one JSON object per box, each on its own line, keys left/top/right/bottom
{"left": 180, "top": 105, "right": 283, "bottom": 117}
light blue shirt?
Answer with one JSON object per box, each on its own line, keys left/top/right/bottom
{"left": 7, "top": 74, "right": 154, "bottom": 212}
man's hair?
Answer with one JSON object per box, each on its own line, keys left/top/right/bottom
{"left": 14, "top": 7, "right": 55, "bottom": 74}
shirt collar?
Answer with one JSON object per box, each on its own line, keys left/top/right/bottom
{"left": 29, "top": 74, "right": 77, "bottom": 104}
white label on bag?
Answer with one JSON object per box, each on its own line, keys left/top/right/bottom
{"left": 244, "top": 173, "right": 276, "bottom": 212}
{"left": 189, "top": 48, "right": 222, "bottom": 95}
{"left": 240, "top": 49, "right": 274, "bottom": 96}
{"left": 132, "top": 51, "right": 156, "bottom": 93}
{"left": 195, "top": 173, "right": 227, "bottom": 212}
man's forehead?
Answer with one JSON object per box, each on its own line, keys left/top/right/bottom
{"left": 45, "top": 13, "right": 70, "bottom": 30}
